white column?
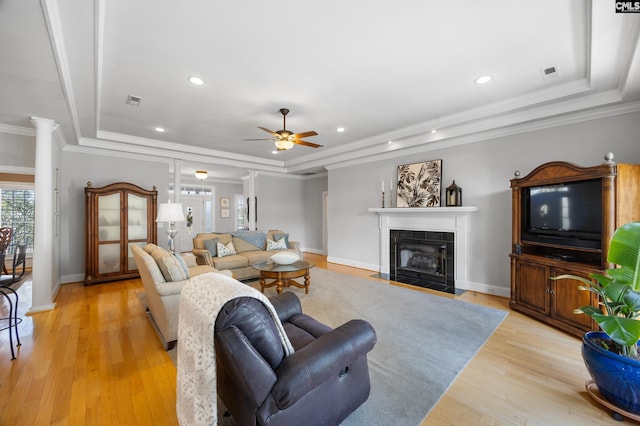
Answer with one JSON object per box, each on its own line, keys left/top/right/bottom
{"left": 29, "top": 117, "right": 58, "bottom": 313}
{"left": 173, "top": 159, "right": 182, "bottom": 203}
{"left": 172, "top": 159, "right": 183, "bottom": 252}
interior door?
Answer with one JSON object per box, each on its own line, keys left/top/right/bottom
{"left": 176, "top": 195, "right": 207, "bottom": 252}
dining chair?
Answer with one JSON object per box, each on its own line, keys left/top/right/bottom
{"left": 0, "top": 244, "right": 26, "bottom": 360}
{"left": 0, "top": 227, "right": 12, "bottom": 274}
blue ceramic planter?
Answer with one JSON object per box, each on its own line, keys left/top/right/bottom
{"left": 582, "top": 331, "right": 640, "bottom": 415}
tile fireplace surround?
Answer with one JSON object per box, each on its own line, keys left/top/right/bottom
{"left": 368, "top": 207, "right": 479, "bottom": 290}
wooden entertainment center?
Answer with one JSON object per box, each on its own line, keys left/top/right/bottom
{"left": 510, "top": 156, "right": 640, "bottom": 337}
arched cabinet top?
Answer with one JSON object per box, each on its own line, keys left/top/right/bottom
{"left": 510, "top": 161, "right": 616, "bottom": 188}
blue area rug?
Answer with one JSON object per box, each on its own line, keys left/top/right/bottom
{"left": 253, "top": 268, "right": 508, "bottom": 426}
{"left": 207, "top": 268, "right": 508, "bottom": 425}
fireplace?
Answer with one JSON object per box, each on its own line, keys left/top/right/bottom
{"left": 368, "top": 206, "right": 478, "bottom": 293}
{"left": 390, "top": 229, "right": 455, "bottom": 293}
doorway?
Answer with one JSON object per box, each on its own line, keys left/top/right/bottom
{"left": 176, "top": 192, "right": 214, "bottom": 252}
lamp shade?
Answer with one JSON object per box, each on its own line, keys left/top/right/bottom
{"left": 195, "top": 170, "right": 208, "bottom": 180}
{"left": 156, "top": 202, "right": 185, "bottom": 222}
{"left": 275, "top": 139, "right": 294, "bottom": 150}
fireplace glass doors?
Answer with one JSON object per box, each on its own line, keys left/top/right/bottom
{"left": 390, "top": 230, "right": 455, "bottom": 294}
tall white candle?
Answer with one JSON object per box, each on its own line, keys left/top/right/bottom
{"left": 381, "top": 180, "right": 384, "bottom": 192}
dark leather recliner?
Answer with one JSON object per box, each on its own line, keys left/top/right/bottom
{"left": 215, "top": 291, "right": 377, "bottom": 426}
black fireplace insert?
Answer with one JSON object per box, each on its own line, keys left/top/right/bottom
{"left": 390, "top": 229, "right": 455, "bottom": 294}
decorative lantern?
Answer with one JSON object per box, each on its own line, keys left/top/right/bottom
{"left": 445, "top": 180, "right": 462, "bottom": 206}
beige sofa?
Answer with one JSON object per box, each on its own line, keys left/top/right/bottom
{"left": 131, "top": 243, "right": 231, "bottom": 350}
{"left": 192, "top": 230, "right": 302, "bottom": 280}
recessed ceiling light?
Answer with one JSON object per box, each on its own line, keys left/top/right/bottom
{"left": 154, "top": 127, "right": 166, "bottom": 133}
{"left": 431, "top": 129, "right": 437, "bottom": 134}
{"left": 337, "top": 127, "right": 345, "bottom": 133}
{"left": 272, "top": 150, "right": 278, "bottom": 155}
{"left": 188, "top": 76, "right": 205, "bottom": 86}
{"left": 387, "top": 140, "right": 393, "bottom": 144}
{"left": 475, "top": 75, "right": 492, "bottom": 84}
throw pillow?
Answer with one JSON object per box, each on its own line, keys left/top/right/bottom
{"left": 203, "top": 238, "right": 219, "bottom": 257}
{"left": 173, "top": 253, "right": 191, "bottom": 279}
{"left": 150, "top": 246, "right": 190, "bottom": 282}
{"left": 266, "top": 237, "right": 287, "bottom": 251}
{"left": 271, "top": 232, "right": 289, "bottom": 248}
{"left": 217, "top": 241, "right": 237, "bottom": 257}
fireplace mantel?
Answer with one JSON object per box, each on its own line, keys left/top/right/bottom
{"left": 369, "top": 206, "right": 479, "bottom": 290}
{"left": 368, "top": 207, "right": 479, "bottom": 214}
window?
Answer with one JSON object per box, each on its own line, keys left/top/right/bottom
{"left": 0, "top": 186, "right": 35, "bottom": 254}
{"left": 235, "top": 195, "right": 246, "bottom": 230}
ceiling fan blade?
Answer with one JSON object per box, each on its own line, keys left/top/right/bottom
{"left": 293, "top": 131, "right": 318, "bottom": 139}
{"left": 294, "top": 139, "right": 323, "bottom": 148}
{"left": 258, "top": 126, "right": 278, "bottom": 137}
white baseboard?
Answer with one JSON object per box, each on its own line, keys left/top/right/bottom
{"left": 27, "top": 302, "right": 56, "bottom": 315}
{"left": 326, "top": 256, "right": 379, "bottom": 273}
{"left": 455, "top": 279, "right": 511, "bottom": 298}
{"left": 303, "top": 247, "right": 326, "bottom": 255}
{"left": 62, "top": 273, "right": 84, "bottom": 284}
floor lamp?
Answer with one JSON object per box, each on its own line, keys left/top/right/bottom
{"left": 156, "top": 202, "right": 185, "bottom": 253}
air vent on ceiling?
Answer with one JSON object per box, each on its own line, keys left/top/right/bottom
{"left": 126, "top": 94, "right": 143, "bottom": 106}
{"left": 541, "top": 65, "right": 559, "bottom": 81}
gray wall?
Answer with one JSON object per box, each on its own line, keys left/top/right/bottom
{"left": 2, "top": 111, "right": 639, "bottom": 292}
{"left": 303, "top": 175, "right": 328, "bottom": 253}
{"left": 60, "top": 150, "right": 170, "bottom": 281}
{"left": 0, "top": 133, "right": 35, "bottom": 168}
{"left": 212, "top": 181, "right": 243, "bottom": 233}
{"left": 255, "top": 174, "right": 306, "bottom": 247}
{"left": 327, "top": 111, "right": 640, "bottom": 296}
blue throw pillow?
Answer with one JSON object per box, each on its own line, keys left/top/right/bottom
{"left": 203, "top": 238, "right": 219, "bottom": 256}
{"left": 173, "top": 253, "right": 190, "bottom": 278}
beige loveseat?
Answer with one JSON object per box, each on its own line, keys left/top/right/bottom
{"left": 131, "top": 243, "right": 231, "bottom": 350}
{"left": 192, "top": 230, "right": 302, "bottom": 280}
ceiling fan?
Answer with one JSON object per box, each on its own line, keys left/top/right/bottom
{"left": 245, "top": 108, "right": 322, "bottom": 150}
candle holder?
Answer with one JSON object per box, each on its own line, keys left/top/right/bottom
{"left": 381, "top": 191, "right": 385, "bottom": 208}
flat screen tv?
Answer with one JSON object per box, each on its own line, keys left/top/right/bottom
{"left": 521, "top": 178, "right": 603, "bottom": 250}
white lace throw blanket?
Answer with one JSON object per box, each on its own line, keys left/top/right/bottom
{"left": 176, "top": 272, "right": 294, "bottom": 425}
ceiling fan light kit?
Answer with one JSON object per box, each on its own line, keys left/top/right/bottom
{"left": 247, "top": 108, "right": 323, "bottom": 151}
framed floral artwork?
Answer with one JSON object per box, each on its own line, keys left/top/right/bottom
{"left": 396, "top": 159, "right": 442, "bottom": 207}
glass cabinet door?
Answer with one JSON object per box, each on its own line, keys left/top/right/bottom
{"left": 127, "top": 193, "right": 148, "bottom": 240}
{"left": 98, "top": 193, "right": 121, "bottom": 241}
{"left": 97, "top": 193, "right": 121, "bottom": 274}
{"left": 99, "top": 243, "right": 121, "bottom": 274}
{"left": 127, "top": 193, "right": 149, "bottom": 271}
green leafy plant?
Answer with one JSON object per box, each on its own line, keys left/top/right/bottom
{"left": 552, "top": 222, "right": 640, "bottom": 358}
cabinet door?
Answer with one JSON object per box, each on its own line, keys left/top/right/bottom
{"left": 515, "top": 260, "right": 550, "bottom": 315}
{"left": 127, "top": 193, "right": 149, "bottom": 272}
{"left": 97, "top": 193, "right": 122, "bottom": 274}
{"left": 551, "top": 267, "right": 595, "bottom": 332}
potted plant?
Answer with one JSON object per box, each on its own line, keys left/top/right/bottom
{"left": 552, "top": 221, "right": 640, "bottom": 415}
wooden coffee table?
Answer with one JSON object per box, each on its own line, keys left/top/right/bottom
{"left": 252, "top": 260, "right": 315, "bottom": 294}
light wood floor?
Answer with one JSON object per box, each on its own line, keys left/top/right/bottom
{"left": 0, "top": 254, "right": 634, "bottom": 425}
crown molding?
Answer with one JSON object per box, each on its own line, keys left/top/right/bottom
{"left": 322, "top": 101, "right": 640, "bottom": 172}
{"left": 0, "top": 166, "right": 36, "bottom": 175}
{"left": 95, "top": 131, "right": 285, "bottom": 170}
{"left": 0, "top": 124, "right": 36, "bottom": 137}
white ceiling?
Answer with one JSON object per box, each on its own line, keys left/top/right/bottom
{"left": 1, "top": 1, "right": 639, "bottom": 181}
